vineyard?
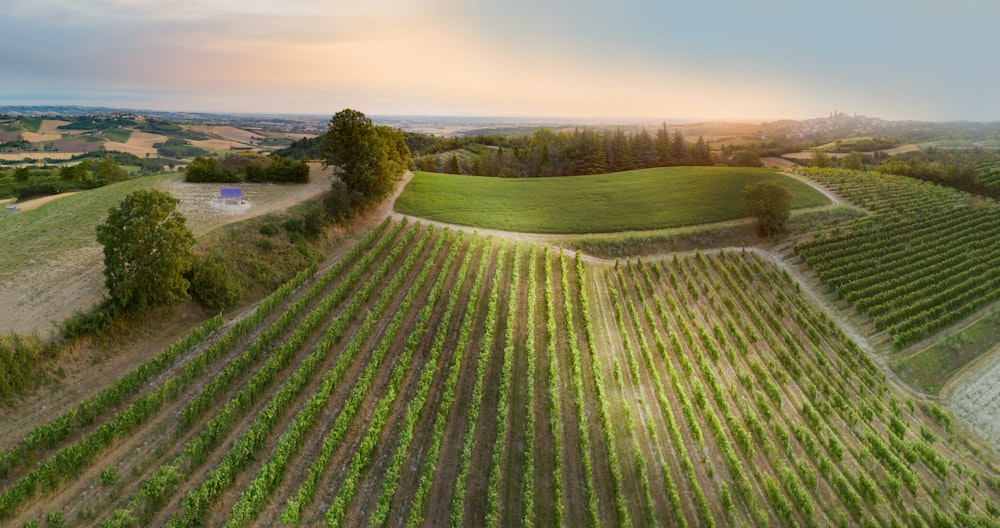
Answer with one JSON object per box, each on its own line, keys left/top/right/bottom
{"left": 2, "top": 217, "right": 999, "bottom": 526}
{"left": 793, "top": 167, "right": 1000, "bottom": 349}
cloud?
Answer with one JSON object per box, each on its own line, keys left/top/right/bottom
{"left": 2, "top": 0, "right": 999, "bottom": 118}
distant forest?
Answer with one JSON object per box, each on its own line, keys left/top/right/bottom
{"left": 277, "top": 126, "right": 725, "bottom": 177}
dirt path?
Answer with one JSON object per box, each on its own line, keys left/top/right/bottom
{"left": 11, "top": 192, "right": 80, "bottom": 212}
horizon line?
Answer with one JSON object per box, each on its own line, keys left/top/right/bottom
{"left": 2, "top": 104, "right": 999, "bottom": 125}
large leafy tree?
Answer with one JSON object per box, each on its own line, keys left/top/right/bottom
{"left": 96, "top": 189, "right": 196, "bottom": 312}
{"left": 741, "top": 180, "right": 793, "bottom": 237}
{"left": 323, "top": 108, "right": 409, "bottom": 203}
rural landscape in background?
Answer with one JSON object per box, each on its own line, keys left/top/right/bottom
{"left": 3, "top": 105, "right": 1000, "bottom": 527}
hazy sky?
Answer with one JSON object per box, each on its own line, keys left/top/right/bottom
{"left": 3, "top": 0, "right": 997, "bottom": 120}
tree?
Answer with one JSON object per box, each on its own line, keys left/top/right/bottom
{"left": 632, "top": 128, "right": 660, "bottom": 169}
{"left": 741, "top": 181, "right": 793, "bottom": 237}
{"left": 692, "top": 136, "right": 713, "bottom": 165}
{"left": 730, "top": 149, "right": 763, "bottom": 167}
{"left": 655, "top": 124, "right": 673, "bottom": 166}
{"left": 95, "top": 157, "right": 129, "bottom": 184}
{"left": 417, "top": 154, "right": 437, "bottom": 172}
{"left": 811, "top": 150, "right": 833, "bottom": 168}
{"left": 842, "top": 151, "right": 863, "bottom": 170}
{"left": 671, "top": 130, "right": 690, "bottom": 164}
{"left": 323, "top": 109, "right": 410, "bottom": 203}
{"left": 185, "top": 156, "right": 237, "bottom": 183}
{"left": 96, "top": 189, "right": 196, "bottom": 312}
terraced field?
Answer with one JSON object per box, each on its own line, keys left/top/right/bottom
{"left": 3, "top": 217, "right": 997, "bottom": 527}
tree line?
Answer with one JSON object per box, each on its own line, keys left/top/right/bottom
{"left": 185, "top": 154, "right": 310, "bottom": 184}
{"left": 410, "top": 126, "right": 717, "bottom": 177}
{"left": 873, "top": 148, "right": 1000, "bottom": 200}
{"left": 0, "top": 157, "right": 129, "bottom": 200}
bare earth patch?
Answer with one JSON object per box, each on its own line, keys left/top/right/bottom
{"left": 0, "top": 152, "right": 80, "bottom": 161}
{"left": 189, "top": 138, "right": 255, "bottom": 152}
{"left": 15, "top": 192, "right": 79, "bottom": 212}
{"left": 761, "top": 156, "right": 796, "bottom": 169}
{"left": 156, "top": 163, "right": 334, "bottom": 237}
{"left": 104, "top": 130, "right": 167, "bottom": 158}
{"left": 19, "top": 120, "right": 81, "bottom": 143}
{"left": 37, "top": 120, "right": 72, "bottom": 134}
{"left": 946, "top": 345, "right": 1000, "bottom": 452}
{"left": 189, "top": 125, "right": 260, "bottom": 145}
{"left": 782, "top": 144, "right": 919, "bottom": 160}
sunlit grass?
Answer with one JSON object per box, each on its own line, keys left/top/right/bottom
{"left": 396, "top": 167, "right": 829, "bottom": 233}
{"left": 0, "top": 174, "right": 176, "bottom": 279}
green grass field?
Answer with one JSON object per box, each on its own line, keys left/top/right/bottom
{"left": 395, "top": 167, "right": 830, "bottom": 233}
{"left": 101, "top": 128, "right": 132, "bottom": 143}
{"left": 0, "top": 174, "right": 175, "bottom": 279}
{"left": 19, "top": 117, "right": 42, "bottom": 134}
{"left": 893, "top": 309, "right": 1000, "bottom": 394}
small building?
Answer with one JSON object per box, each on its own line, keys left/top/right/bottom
{"left": 209, "top": 187, "right": 250, "bottom": 213}
{"left": 220, "top": 187, "right": 243, "bottom": 205}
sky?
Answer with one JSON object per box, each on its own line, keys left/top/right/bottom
{"left": 2, "top": 0, "right": 998, "bottom": 121}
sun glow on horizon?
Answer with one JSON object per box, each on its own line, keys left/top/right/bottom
{"left": 2, "top": 0, "right": 998, "bottom": 120}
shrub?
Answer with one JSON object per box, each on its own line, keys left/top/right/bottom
{"left": 302, "top": 202, "right": 327, "bottom": 239}
{"left": 323, "top": 180, "right": 356, "bottom": 222}
{"left": 184, "top": 156, "right": 237, "bottom": 182}
{"left": 189, "top": 252, "right": 242, "bottom": 313}
{"left": 45, "top": 510, "right": 64, "bottom": 528}
{"left": 100, "top": 466, "right": 118, "bottom": 486}
{"left": 0, "top": 333, "right": 54, "bottom": 402}
{"left": 282, "top": 217, "right": 305, "bottom": 234}
{"left": 61, "top": 300, "right": 122, "bottom": 339}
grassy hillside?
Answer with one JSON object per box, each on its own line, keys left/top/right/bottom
{"left": 0, "top": 174, "right": 177, "bottom": 279}
{"left": 395, "top": 167, "right": 829, "bottom": 233}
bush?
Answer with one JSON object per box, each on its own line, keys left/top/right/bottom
{"left": 283, "top": 217, "right": 306, "bottom": 234}
{"left": 45, "top": 510, "right": 64, "bottom": 528}
{"left": 185, "top": 156, "right": 238, "bottom": 183}
{"left": 100, "top": 466, "right": 119, "bottom": 486}
{"left": 302, "top": 202, "right": 328, "bottom": 239}
{"left": 323, "top": 180, "right": 356, "bottom": 222}
{"left": 741, "top": 180, "right": 793, "bottom": 237}
{"left": 61, "top": 300, "right": 122, "bottom": 339}
{"left": 243, "top": 156, "right": 311, "bottom": 183}
{"left": 258, "top": 223, "right": 279, "bottom": 236}
{"left": 189, "top": 252, "right": 242, "bottom": 313}
{"left": 0, "top": 333, "right": 54, "bottom": 401}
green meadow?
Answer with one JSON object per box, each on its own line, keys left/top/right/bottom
{"left": 0, "top": 174, "right": 176, "bottom": 279}
{"left": 395, "top": 167, "right": 830, "bottom": 233}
